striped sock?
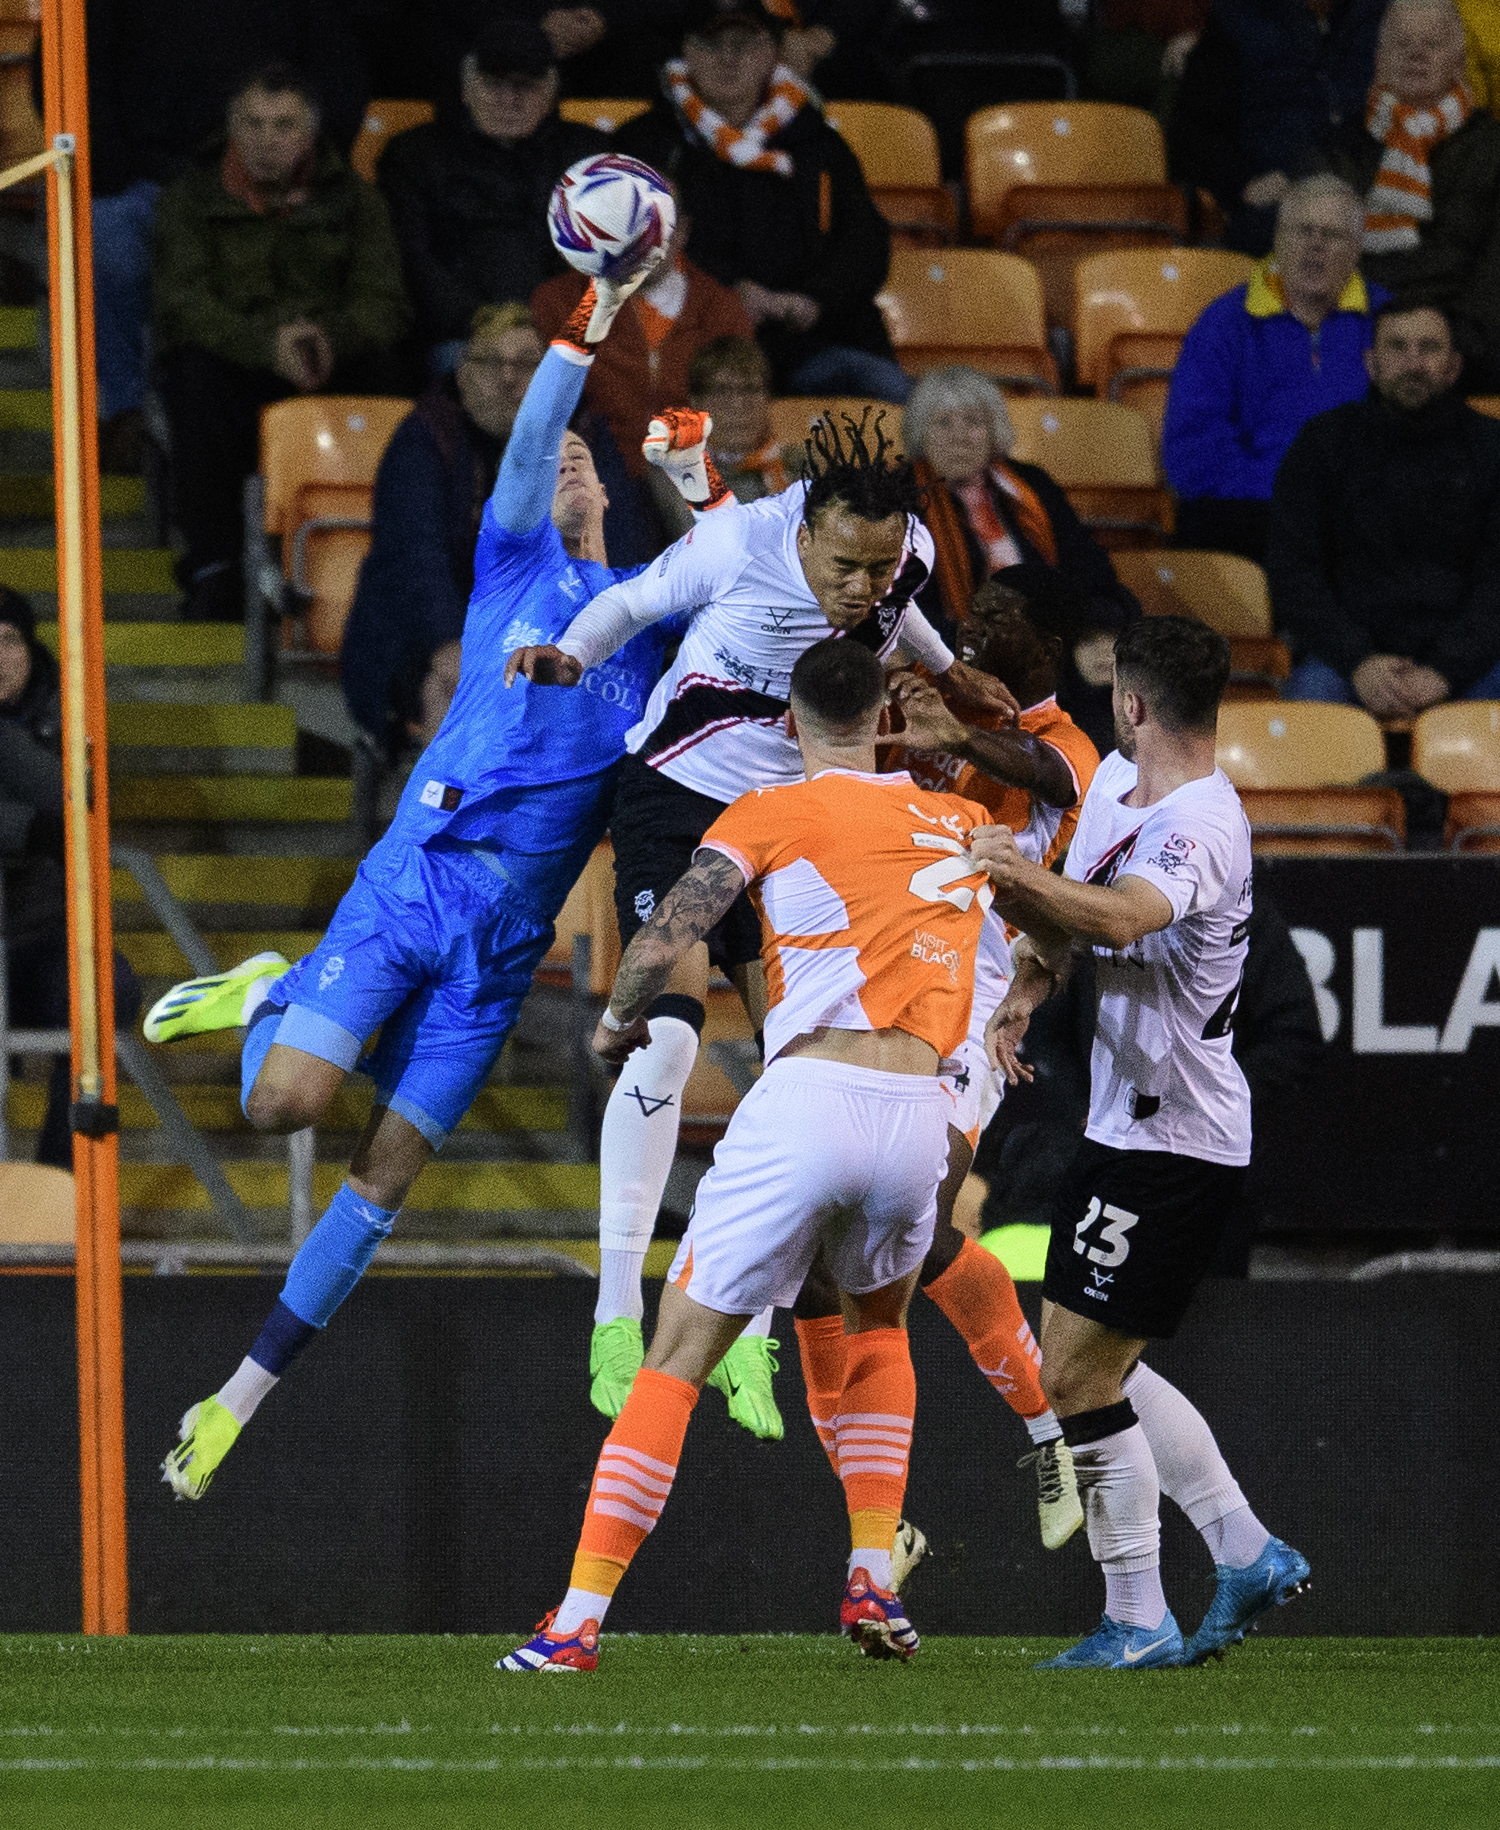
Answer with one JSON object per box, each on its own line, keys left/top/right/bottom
{"left": 552, "top": 1367, "right": 698, "bottom": 1635}
{"left": 923, "top": 1237, "right": 1054, "bottom": 1427}
{"left": 835, "top": 1328, "right": 915, "bottom": 1590}
{"left": 794, "top": 1314, "right": 846, "bottom": 1477}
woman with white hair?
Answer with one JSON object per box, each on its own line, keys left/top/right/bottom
{"left": 903, "top": 365, "right": 1137, "bottom": 647}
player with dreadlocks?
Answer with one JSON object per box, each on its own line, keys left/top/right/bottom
{"left": 507, "top": 411, "right": 1017, "bottom": 1440}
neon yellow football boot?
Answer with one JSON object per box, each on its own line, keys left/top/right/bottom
{"left": 589, "top": 1316, "right": 644, "bottom": 1418}
{"left": 143, "top": 951, "right": 289, "bottom": 1044}
{"left": 161, "top": 1397, "right": 241, "bottom": 1500}
{"left": 708, "top": 1334, "right": 784, "bottom": 1441}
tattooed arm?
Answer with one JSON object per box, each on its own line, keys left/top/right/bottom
{"left": 592, "top": 848, "right": 750, "bottom": 1066}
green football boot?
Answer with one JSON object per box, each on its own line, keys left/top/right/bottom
{"left": 708, "top": 1333, "right": 784, "bottom": 1441}
{"left": 161, "top": 1397, "right": 241, "bottom": 1500}
{"left": 589, "top": 1316, "right": 644, "bottom": 1418}
{"left": 143, "top": 951, "right": 290, "bottom": 1043}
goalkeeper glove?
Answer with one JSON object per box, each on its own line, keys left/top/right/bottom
{"left": 553, "top": 246, "right": 670, "bottom": 355}
{"left": 643, "top": 409, "right": 734, "bottom": 512}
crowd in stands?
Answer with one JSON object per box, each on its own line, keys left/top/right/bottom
{"left": 55, "top": 0, "right": 1500, "bottom": 740}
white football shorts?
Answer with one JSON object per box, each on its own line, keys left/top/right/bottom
{"left": 666, "top": 1056, "right": 953, "bottom": 1315}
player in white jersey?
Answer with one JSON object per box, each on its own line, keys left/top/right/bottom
{"left": 973, "top": 616, "right": 1309, "bottom": 1671}
{"left": 506, "top": 414, "right": 1016, "bottom": 1434}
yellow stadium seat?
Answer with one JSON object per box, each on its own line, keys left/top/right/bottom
{"left": 966, "top": 104, "right": 1187, "bottom": 327}
{"left": 1467, "top": 396, "right": 1500, "bottom": 420}
{"left": 559, "top": 97, "right": 652, "bottom": 132}
{"left": 1005, "top": 398, "right": 1169, "bottom": 547}
{"left": 1074, "top": 248, "right": 1255, "bottom": 442}
{"left": 877, "top": 249, "right": 1058, "bottom": 393}
{"left": 0, "top": 0, "right": 42, "bottom": 172}
{"left": 1412, "top": 703, "right": 1500, "bottom": 850}
{"left": 350, "top": 100, "right": 434, "bottom": 182}
{"left": 1217, "top": 702, "right": 1400, "bottom": 852}
{"left": 767, "top": 396, "right": 903, "bottom": 452}
{"left": 0, "top": 1163, "right": 75, "bottom": 1245}
{"left": 824, "top": 102, "right": 956, "bottom": 244}
{"left": 1112, "top": 549, "right": 1270, "bottom": 638}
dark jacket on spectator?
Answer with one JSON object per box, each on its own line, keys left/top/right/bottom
{"left": 153, "top": 138, "right": 409, "bottom": 372}
{"left": 0, "top": 606, "right": 64, "bottom": 957}
{"left": 1321, "top": 112, "right": 1500, "bottom": 392}
{"left": 1169, "top": 0, "right": 1384, "bottom": 251}
{"left": 1268, "top": 389, "right": 1500, "bottom": 691}
{"left": 615, "top": 97, "right": 895, "bottom": 386}
{"left": 82, "top": 0, "right": 371, "bottom": 195}
{"left": 377, "top": 114, "right": 607, "bottom": 346}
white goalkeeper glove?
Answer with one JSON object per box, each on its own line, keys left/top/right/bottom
{"left": 643, "top": 409, "right": 734, "bottom": 511}
{"left": 553, "top": 246, "right": 670, "bottom": 354}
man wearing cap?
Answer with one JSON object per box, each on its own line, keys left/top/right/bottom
{"left": 378, "top": 16, "right": 609, "bottom": 371}
{"left": 616, "top": 0, "right": 910, "bottom": 402}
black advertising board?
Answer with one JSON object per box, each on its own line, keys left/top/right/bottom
{"left": 1255, "top": 856, "right": 1500, "bottom": 1233}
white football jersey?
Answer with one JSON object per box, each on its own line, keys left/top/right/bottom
{"left": 1064, "top": 749, "right": 1253, "bottom": 1167}
{"left": 564, "top": 486, "right": 935, "bottom": 805}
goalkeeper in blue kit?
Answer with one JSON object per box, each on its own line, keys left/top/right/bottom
{"left": 146, "top": 251, "right": 693, "bottom": 1498}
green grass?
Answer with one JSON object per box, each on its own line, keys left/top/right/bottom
{"left": 0, "top": 1636, "right": 1494, "bottom": 1828}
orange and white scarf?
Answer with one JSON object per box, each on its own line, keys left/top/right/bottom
{"left": 664, "top": 59, "right": 814, "bottom": 177}
{"left": 1363, "top": 82, "right": 1473, "bottom": 252}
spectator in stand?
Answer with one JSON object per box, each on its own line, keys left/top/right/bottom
{"left": 341, "top": 303, "right": 542, "bottom": 752}
{"left": 615, "top": 0, "right": 910, "bottom": 399}
{"left": 378, "top": 19, "right": 606, "bottom": 371}
{"left": 0, "top": 592, "right": 141, "bottom": 1170}
{"left": 1269, "top": 301, "right": 1500, "bottom": 712}
{"left": 1168, "top": 0, "right": 1385, "bottom": 254}
{"left": 153, "top": 64, "right": 409, "bottom": 622}
{"left": 901, "top": 365, "right": 1139, "bottom": 653}
{"left": 1323, "top": 0, "right": 1500, "bottom": 389}
{"left": 77, "top": 0, "right": 371, "bottom": 473}
{"left": 1163, "top": 175, "right": 1383, "bottom": 562}
{"left": 530, "top": 208, "right": 754, "bottom": 477}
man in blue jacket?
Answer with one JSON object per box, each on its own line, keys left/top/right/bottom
{"left": 1162, "top": 174, "right": 1384, "bottom": 562}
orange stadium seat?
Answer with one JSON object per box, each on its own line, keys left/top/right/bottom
{"left": 350, "top": 99, "right": 434, "bottom": 182}
{"left": 1412, "top": 702, "right": 1500, "bottom": 851}
{"left": 767, "top": 396, "right": 902, "bottom": 452}
{"left": 559, "top": 97, "right": 652, "bottom": 132}
{"left": 1467, "top": 396, "right": 1500, "bottom": 420}
{"left": 965, "top": 104, "right": 1187, "bottom": 328}
{"left": 1073, "top": 248, "right": 1255, "bottom": 442}
{"left": 0, "top": 0, "right": 43, "bottom": 175}
{"left": 1005, "top": 398, "right": 1169, "bottom": 547}
{"left": 247, "top": 397, "right": 412, "bottom": 677}
{"left": 1217, "top": 702, "right": 1402, "bottom": 852}
{"left": 1112, "top": 549, "right": 1287, "bottom": 697}
{"left": 824, "top": 102, "right": 956, "bottom": 245}
{"left": 877, "top": 249, "right": 1058, "bottom": 393}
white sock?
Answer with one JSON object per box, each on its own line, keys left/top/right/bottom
{"left": 552, "top": 1586, "right": 613, "bottom": 1636}
{"left": 1069, "top": 1417, "right": 1166, "bottom": 1629}
{"left": 595, "top": 1248, "right": 648, "bottom": 1325}
{"left": 240, "top": 974, "right": 278, "bottom": 1026}
{"left": 595, "top": 1016, "right": 699, "bottom": 1324}
{"left": 1025, "top": 1407, "right": 1063, "bottom": 1446}
{"left": 848, "top": 1547, "right": 893, "bottom": 1589}
{"left": 1123, "top": 1361, "right": 1269, "bottom": 1569}
{"left": 741, "top": 1305, "right": 774, "bottom": 1340}
{"left": 216, "top": 1356, "right": 278, "bottom": 1426}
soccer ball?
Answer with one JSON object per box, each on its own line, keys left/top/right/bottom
{"left": 548, "top": 154, "right": 676, "bottom": 282}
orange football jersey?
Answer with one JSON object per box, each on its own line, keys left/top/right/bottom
{"left": 700, "top": 768, "right": 995, "bottom": 1065}
{"left": 906, "top": 695, "right": 1099, "bottom": 869}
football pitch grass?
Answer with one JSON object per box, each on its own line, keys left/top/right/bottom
{"left": 1, "top": 1635, "right": 1495, "bottom": 1828}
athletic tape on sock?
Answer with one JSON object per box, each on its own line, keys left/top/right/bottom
{"left": 1061, "top": 1398, "right": 1139, "bottom": 1448}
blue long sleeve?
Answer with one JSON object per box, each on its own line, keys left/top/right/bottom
{"left": 492, "top": 345, "right": 591, "bottom": 535}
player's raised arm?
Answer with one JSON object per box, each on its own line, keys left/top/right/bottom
{"left": 971, "top": 824, "right": 1175, "bottom": 951}
{"left": 887, "top": 671, "right": 1074, "bottom": 805}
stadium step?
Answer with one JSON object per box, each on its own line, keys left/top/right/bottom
{"left": 0, "top": 473, "right": 146, "bottom": 520}
{"left": 117, "top": 1159, "right": 599, "bottom": 1213}
{"left": 7, "top": 1080, "right": 566, "bottom": 1135}
{"left": 111, "top": 853, "right": 355, "bottom": 914}
{"left": 110, "top": 776, "right": 351, "bottom": 824}
{"left": 106, "top": 701, "right": 296, "bottom": 776}
{"left": 38, "top": 621, "right": 243, "bottom": 667}
{"left": 0, "top": 544, "right": 176, "bottom": 593}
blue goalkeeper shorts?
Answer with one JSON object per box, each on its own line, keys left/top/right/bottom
{"left": 266, "top": 812, "right": 599, "bottom": 1146}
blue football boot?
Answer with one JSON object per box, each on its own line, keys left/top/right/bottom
{"left": 1184, "top": 1537, "right": 1311, "bottom": 1665}
{"left": 1034, "top": 1611, "right": 1185, "bottom": 1670}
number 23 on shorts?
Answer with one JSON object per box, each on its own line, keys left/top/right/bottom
{"left": 1074, "top": 1196, "right": 1140, "bottom": 1267}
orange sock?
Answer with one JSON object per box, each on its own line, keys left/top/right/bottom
{"left": 923, "top": 1236, "right": 1049, "bottom": 1419}
{"left": 570, "top": 1367, "right": 698, "bottom": 1591}
{"left": 794, "top": 1314, "right": 846, "bottom": 1476}
{"left": 835, "top": 1327, "right": 915, "bottom": 1585}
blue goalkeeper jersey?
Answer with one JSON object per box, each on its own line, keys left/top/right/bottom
{"left": 381, "top": 346, "right": 680, "bottom": 855}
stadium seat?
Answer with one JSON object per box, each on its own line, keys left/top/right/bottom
{"left": 350, "top": 100, "right": 434, "bottom": 182}
{"left": 876, "top": 249, "right": 1059, "bottom": 393}
{"left": 1467, "top": 396, "right": 1500, "bottom": 420}
{"left": 559, "top": 97, "right": 652, "bottom": 132}
{"left": 965, "top": 104, "right": 1188, "bottom": 328}
{"left": 1112, "top": 550, "right": 1286, "bottom": 696}
{"left": 1411, "top": 702, "right": 1500, "bottom": 851}
{"left": 1073, "top": 249, "right": 1255, "bottom": 443}
{"left": 0, "top": 0, "right": 43, "bottom": 175}
{"left": 0, "top": 1162, "right": 75, "bottom": 1245}
{"left": 767, "top": 396, "right": 902, "bottom": 452}
{"left": 1217, "top": 702, "right": 1402, "bottom": 852}
{"left": 1004, "top": 398, "right": 1169, "bottom": 547}
{"left": 244, "top": 397, "right": 412, "bottom": 693}
{"left": 824, "top": 102, "right": 956, "bottom": 244}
